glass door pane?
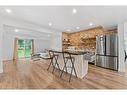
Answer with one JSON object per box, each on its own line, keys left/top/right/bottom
{"left": 18, "top": 39, "right": 32, "bottom": 58}
{"left": 18, "top": 40, "right": 25, "bottom": 58}
{"left": 25, "top": 40, "right": 32, "bottom": 58}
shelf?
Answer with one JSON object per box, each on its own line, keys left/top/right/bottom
{"left": 81, "top": 37, "right": 96, "bottom": 40}
{"left": 63, "top": 44, "right": 71, "bottom": 45}
{"left": 62, "top": 43, "right": 70, "bottom": 45}
{"left": 62, "top": 44, "right": 74, "bottom": 46}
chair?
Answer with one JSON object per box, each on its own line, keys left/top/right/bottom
{"left": 124, "top": 50, "right": 127, "bottom": 62}
{"left": 60, "top": 52, "right": 77, "bottom": 82}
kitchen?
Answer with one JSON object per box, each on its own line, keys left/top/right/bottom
{"left": 0, "top": 6, "right": 126, "bottom": 89}
{"left": 56, "top": 26, "right": 118, "bottom": 79}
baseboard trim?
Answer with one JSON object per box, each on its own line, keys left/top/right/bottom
{"left": 3, "top": 59, "right": 13, "bottom": 62}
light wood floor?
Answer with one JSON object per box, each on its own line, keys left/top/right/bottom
{"left": 0, "top": 58, "right": 127, "bottom": 89}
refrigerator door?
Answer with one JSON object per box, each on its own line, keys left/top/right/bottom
{"left": 106, "top": 34, "right": 118, "bottom": 56}
{"left": 96, "top": 35, "right": 106, "bottom": 55}
{"left": 96, "top": 55, "right": 105, "bottom": 67}
{"left": 105, "top": 56, "right": 118, "bottom": 70}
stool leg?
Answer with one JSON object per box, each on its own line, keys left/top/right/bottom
{"left": 60, "top": 65, "right": 65, "bottom": 78}
{"left": 72, "top": 63, "right": 77, "bottom": 78}
{"left": 52, "top": 58, "right": 56, "bottom": 73}
{"left": 69, "top": 67, "right": 73, "bottom": 82}
{"left": 55, "top": 56, "right": 61, "bottom": 71}
{"left": 69, "top": 56, "right": 77, "bottom": 82}
{"left": 71, "top": 58, "right": 77, "bottom": 78}
{"left": 47, "top": 59, "right": 53, "bottom": 70}
{"left": 65, "top": 59, "right": 68, "bottom": 74}
{"left": 60, "top": 58, "right": 68, "bottom": 78}
{"left": 52, "top": 63, "right": 56, "bottom": 73}
{"left": 65, "top": 66, "right": 68, "bottom": 74}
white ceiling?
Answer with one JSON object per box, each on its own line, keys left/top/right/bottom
{"left": 3, "top": 25, "right": 55, "bottom": 40}
{"left": 0, "top": 6, "right": 127, "bottom": 32}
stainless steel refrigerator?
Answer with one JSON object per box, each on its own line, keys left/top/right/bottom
{"left": 96, "top": 34, "right": 118, "bottom": 70}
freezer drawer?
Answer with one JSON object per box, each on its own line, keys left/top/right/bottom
{"left": 105, "top": 56, "right": 118, "bottom": 70}
{"left": 96, "top": 55, "right": 118, "bottom": 70}
{"left": 96, "top": 55, "right": 105, "bottom": 67}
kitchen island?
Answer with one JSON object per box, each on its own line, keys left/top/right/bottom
{"left": 52, "top": 50, "right": 89, "bottom": 78}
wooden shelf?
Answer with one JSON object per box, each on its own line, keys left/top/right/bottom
{"left": 81, "top": 37, "right": 96, "bottom": 42}
{"left": 81, "top": 37, "right": 96, "bottom": 40}
{"left": 79, "top": 42, "right": 96, "bottom": 44}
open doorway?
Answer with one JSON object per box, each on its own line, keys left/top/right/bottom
{"left": 17, "top": 39, "right": 33, "bottom": 58}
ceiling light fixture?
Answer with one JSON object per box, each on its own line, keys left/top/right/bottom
{"left": 89, "top": 22, "right": 93, "bottom": 26}
{"left": 76, "top": 27, "right": 80, "bottom": 29}
{"left": 72, "top": 8, "right": 77, "bottom": 14}
{"left": 15, "top": 29, "right": 19, "bottom": 32}
{"left": 66, "top": 29, "right": 71, "bottom": 32}
{"left": 48, "top": 22, "right": 52, "bottom": 26}
{"left": 5, "top": 8, "right": 12, "bottom": 13}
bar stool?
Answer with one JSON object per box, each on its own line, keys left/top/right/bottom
{"left": 47, "top": 50, "right": 60, "bottom": 73}
{"left": 60, "top": 52, "right": 77, "bottom": 82}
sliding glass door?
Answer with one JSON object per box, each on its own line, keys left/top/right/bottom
{"left": 18, "top": 39, "right": 33, "bottom": 58}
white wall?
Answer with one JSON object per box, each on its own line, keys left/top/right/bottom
{"left": 0, "top": 17, "right": 3, "bottom": 73}
{"left": 3, "top": 34, "right": 14, "bottom": 60}
{"left": 118, "top": 23, "right": 126, "bottom": 72}
{"left": 34, "top": 39, "right": 50, "bottom": 53}
{"left": 51, "top": 33, "right": 62, "bottom": 50}
{"left": 124, "top": 22, "right": 127, "bottom": 65}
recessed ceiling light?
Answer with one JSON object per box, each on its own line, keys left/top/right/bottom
{"left": 76, "top": 27, "right": 80, "bottom": 29}
{"left": 66, "top": 29, "right": 71, "bottom": 32}
{"left": 72, "top": 8, "right": 77, "bottom": 14}
{"left": 89, "top": 23, "right": 93, "bottom": 26}
{"left": 48, "top": 35, "right": 50, "bottom": 37}
{"left": 48, "top": 22, "right": 52, "bottom": 26}
{"left": 15, "top": 29, "right": 19, "bottom": 32}
{"left": 5, "top": 8, "right": 12, "bottom": 13}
